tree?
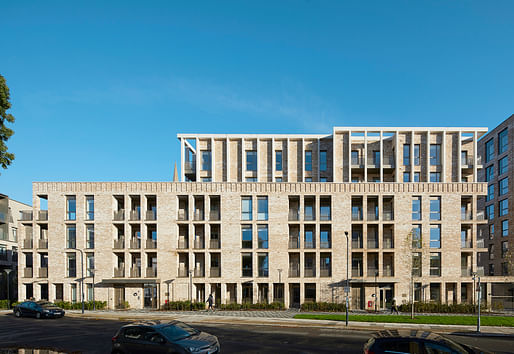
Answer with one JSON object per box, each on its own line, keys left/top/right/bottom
{"left": 0, "top": 74, "right": 15, "bottom": 171}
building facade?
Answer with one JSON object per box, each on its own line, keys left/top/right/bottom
{"left": 19, "top": 126, "right": 513, "bottom": 310}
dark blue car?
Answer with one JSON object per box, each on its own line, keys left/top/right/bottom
{"left": 13, "top": 301, "right": 65, "bottom": 319}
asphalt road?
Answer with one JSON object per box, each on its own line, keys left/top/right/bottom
{"left": 0, "top": 313, "right": 512, "bottom": 353}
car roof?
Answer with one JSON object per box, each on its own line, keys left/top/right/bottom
{"left": 372, "top": 330, "right": 446, "bottom": 342}
{"left": 122, "top": 320, "right": 181, "bottom": 329}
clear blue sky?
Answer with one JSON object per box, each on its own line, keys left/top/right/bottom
{"left": 1, "top": 0, "right": 513, "bottom": 204}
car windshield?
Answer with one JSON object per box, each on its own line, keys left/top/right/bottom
{"left": 159, "top": 322, "right": 199, "bottom": 341}
{"left": 37, "top": 302, "right": 59, "bottom": 309}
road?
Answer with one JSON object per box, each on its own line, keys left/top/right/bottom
{"left": 0, "top": 313, "right": 512, "bottom": 353}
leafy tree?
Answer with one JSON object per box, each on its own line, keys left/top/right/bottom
{"left": 0, "top": 74, "right": 15, "bottom": 171}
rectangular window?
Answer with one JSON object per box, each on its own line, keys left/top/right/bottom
{"left": 201, "top": 150, "right": 211, "bottom": 171}
{"left": 412, "top": 252, "right": 422, "bottom": 276}
{"left": 320, "top": 177, "right": 327, "bottom": 182}
{"left": 257, "top": 225, "right": 268, "bottom": 249}
{"left": 498, "top": 128, "right": 508, "bottom": 155}
{"left": 86, "top": 224, "right": 94, "bottom": 249}
{"left": 430, "top": 225, "right": 441, "bottom": 248}
{"left": 70, "top": 284, "right": 77, "bottom": 303}
{"left": 241, "top": 225, "right": 252, "bottom": 249}
{"left": 320, "top": 150, "right": 327, "bottom": 171}
{"left": 304, "top": 229, "right": 315, "bottom": 249}
{"left": 275, "top": 177, "right": 282, "bottom": 182}
{"left": 305, "top": 150, "right": 312, "bottom": 171}
{"left": 257, "top": 197, "right": 268, "bottom": 221}
{"left": 373, "top": 151, "right": 380, "bottom": 166}
{"left": 413, "top": 172, "right": 420, "bottom": 182}
{"left": 499, "top": 177, "right": 508, "bottom": 196}
{"left": 246, "top": 177, "right": 257, "bottom": 182}
{"left": 66, "top": 225, "right": 76, "bottom": 249}
{"left": 502, "top": 220, "right": 509, "bottom": 237}
{"left": 403, "top": 172, "right": 410, "bottom": 182}
{"left": 320, "top": 229, "right": 331, "bottom": 249}
{"left": 351, "top": 150, "right": 359, "bottom": 165}
{"left": 430, "top": 253, "right": 441, "bottom": 276}
{"left": 430, "top": 144, "right": 441, "bottom": 165}
{"left": 246, "top": 151, "right": 257, "bottom": 171}
{"left": 499, "top": 156, "right": 508, "bottom": 175}
{"left": 499, "top": 199, "right": 508, "bottom": 217}
{"left": 461, "top": 151, "right": 468, "bottom": 165}
{"left": 87, "top": 284, "right": 93, "bottom": 301}
{"left": 486, "top": 204, "right": 494, "bottom": 220}
{"left": 430, "top": 197, "right": 441, "bottom": 221}
{"left": 412, "top": 225, "right": 422, "bottom": 249}
{"left": 305, "top": 177, "right": 312, "bottom": 182}
{"left": 86, "top": 196, "right": 94, "bottom": 221}
{"left": 67, "top": 253, "right": 76, "bottom": 277}
{"left": 430, "top": 172, "right": 441, "bottom": 182}
{"left": 486, "top": 166, "right": 494, "bottom": 182}
{"left": 412, "top": 197, "right": 421, "bottom": 221}
{"left": 414, "top": 144, "right": 420, "bottom": 165}
{"left": 242, "top": 253, "right": 252, "bottom": 277}
{"left": 241, "top": 197, "right": 252, "bottom": 220}
{"left": 502, "top": 241, "right": 509, "bottom": 258}
{"left": 487, "top": 184, "right": 495, "bottom": 201}
{"left": 403, "top": 144, "right": 410, "bottom": 166}
{"left": 490, "top": 224, "right": 495, "bottom": 239}
{"left": 86, "top": 253, "right": 94, "bottom": 277}
{"left": 258, "top": 253, "right": 269, "bottom": 277}
{"left": 66, "top": 196, "right": 76, "bottom": 220}
{"left": 275, "top": 151, "right": 282, "bottom": 171}
{"left": 485, "top": 139, "right": 495, "bottom": 162}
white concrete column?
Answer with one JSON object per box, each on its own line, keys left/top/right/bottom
{"left": 256, "top": 137, "right": 260, "bottom": 182}
{"left": 473, "top": 131, "right": 478, "bottom": 182}
{"left": 379, "top": 130, "right": 383, "bottom": 182}
{"left": 426, "top": 131, "right": 431, "bottom": 182}
{"left": 272, "top": 138, "right": 276, "bottom": 182}
{"left": 211, "top": 138, "right": 215, "bottom": 182}
{"left": 442, "top": 131, "right": 446, "bottom": 182}
{"left": 410, "top": 131, "right": 414, "bottom": 182}
{"left": 302, "top": 138, "right": 305, "bottom": 182}
{"left": 237, "top": 283, "right": 243, "bottom": 304}
{"left": 286, "top": 138, "right": 290, "bottom": 182}
{"left": 458, "top": 131, "right": 462, "bottom": 182}
{"left": 180, "top": 137, "right": 185, "bottom": 182}
{"left": 348, "top": 130, "right": 352, "bottom": 182}
{"left": 317, "top": 138, "right": 321, "bottom": 182}
{"left": 195, "top": 138, "right": 200, "bottom": 182}
{"left": 364, "top": 129, "right": 368, "bottom": 182}
{"left": 395, "top": 131, "right": 400, "bottom": 183}
{"left": 221, "top": 283, "right": 227, "bottom": 305}
{"left": 241, "top": 138, "right": 245, "bottom": 182}
{"left": 226, "top": 137, "right": 230, "bottom": 182}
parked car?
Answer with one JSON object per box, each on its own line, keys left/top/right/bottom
{"left": 13, "top": 301, "right": 65, "bottom": 319}
{"left": 112, "top": 320, "right": 220, "bottom": 354}
{"left": 363, "top": 330, "right": 492, "bottom": 354}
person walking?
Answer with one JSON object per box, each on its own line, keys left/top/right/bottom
{"left": 206, "top": 294, "right": 214, "bottom": 312}
{"left": 391, "top": 297, "right": 399, "bottom": 314}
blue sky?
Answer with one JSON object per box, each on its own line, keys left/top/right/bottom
{"left": 1, "top": 0, "right": 513, "bottom": 204}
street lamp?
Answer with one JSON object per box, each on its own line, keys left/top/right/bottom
{"left": 189, "top": 269, "right": 193, "bottom": 311}
{"left": 90, "top": 267, "right": 96, "bottom": 311}
{"left": 472, "top": 272, "right": 481, "bottom": 333}
{"left": 344, "top": 231, "right": 349, "bottom": 326}
{"left": 4, "top": 269, "right": 12, "bottom": 309}
{"left": 374, "top": 270, "right": 378, "bottom": 313}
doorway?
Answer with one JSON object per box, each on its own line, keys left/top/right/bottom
{"left": 114, "top": 286, "right": 125, "bottom": 309}
{"left": 144, "top": 284, "right": 157, "bottom": 309}
{"left": 289, "top": 283, "right": 300, "bottom": 308}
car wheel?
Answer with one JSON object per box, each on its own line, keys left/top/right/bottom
{"left": 14, "top": 310, "right": 21, "bottom": 318}
{"left": 36, "top": 312, "right": 41, "bottom": 319}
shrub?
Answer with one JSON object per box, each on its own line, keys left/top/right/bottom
{"left": 0, "top": 300, "right": 10, "bottom": 309}
{"left": 54, "top": 300, "right": 107, "bottom": 310}
{"left": 161, "top": 301, "right": 206, "bottom": 311}
{"left": 300, "top": 302, "right": 347, "bottom": 312}
{"left": 218, "top": 302, "right": 285, "bottom": 310}
{"left": 398, "top": 302, "right": 477, "bottom": 314}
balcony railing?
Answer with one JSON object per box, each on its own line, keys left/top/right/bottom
{"left": 461, "top": 267, "right": 472, "bottom": 277}
{"left": 113, "top": 238, "right": 124, "bottom": 249}
{"left": 113, "top": 210, "right": 125, "bottom": 221}
{"left": 146, "top": 239, "right": 157, "bottom": 249}
{"left": 304, "top": 241, "right": 315, "bottom": 249}
{"left": 288, "top": 210, "right": 299, "bottom": 221}
{"left": 24, "top": 267, "right": 33, "bottom": 278}
{"left": 23, "top": 239, "right": 33, "bottom": 249}
{"left": 289, "top": 238, "right": 300, "bottom": 249}
{"left": 210, "top": 267, "right": 220, "bottom": 277}
{"left": 146, "top": 267, "right": 157, "bottom": 278}
{"left": 461, "top": 240, "right": 472, "bottom": 248}
{"left": 145, "top": 210, "right": 157, "bottom": 221}
{"left": 20, "top": 211, "right": 33, "bottom": 221}
{"left": 351, "top": 157, "right": 364, "bottom": 166}
{"left": 289, "top": 264, "right": 300, "bottom": 277}
{"left": 367, "top": 212, "right": 379, "bottom": 221}
{"left": 320, "top": 268, "right": 331, "bottom": 277}
{"left": 367, "top": 239, "right": 379, "bottom": 249}
{"left": 194, "top": 239, "right": 205, "bottom": 249}
{"left": 130, "top": 267, "right": 141, "bottom": 278}
{"left": 352, "top": 240, "right": 363, "bottom": 249}
{"left": 130, "top": 210, "right": 141, "bottom": 221}
{"left": 383, "top": 266, "right": 394, "bottom": 277}
{"left": 193, "top": 211, "right": 204, "bottom": 221}
{"left": 383, "top": 238, "right": 394, "bottom": 249}
{"left": 461, "top": 211, "right": 472, "bottom": 221}
{"left": 209, "top": 210, "right": 220, "bottom": 221}
{"left": 178, "top": 268, "right": 188, "bottom": 277}
{"left": 352, "top": 268, "right": 363, "bottom": 277}
{"left": 383, "top": 157, "right": 395, "bottom": 167}
{"left": 129, "top": 238, "right": 141, "bottom": 249}
{"left": 304, "top": 213, "right": 315, "bottom": 221}
{"left": 194, "top": 268, "right": 205, "bottom": 277}
{"left": 304, "top": 267, "right": 315, "bottom": 277}
{"left": 114, "top": 267, "right": 125, "bottom": 277}
{"left": 476, "top": 238, "right": 486, "bottom": 248}
{"left": 383, "top": 211, "right": 394, "bottom": 221}
{"left": 319, "top": 213, "right": 331, "bottom": 221}
{"left": 476, "top": 211, "right": 485, "bottom": 221}
{"left": 477, "top": 266, "right": 485, "bottom": 276}
{"left": 320, "top": 241, "right": 331, "bottom": 249}
{"left": 461, "top": 157, "right": 474, "bottom": 167}
{"left": 209, "top": 239, "right": 220, "bottom": 249}
{"left": 367, "top": 268, "right": 379, "bottom": 277}
{"left": 177, "top": 210, "right": 188, "bottom": 221}
{"left": 38, "top": 267, "right": 48, "bottom": 278}
{"left": 38, "top": 210, "right": 48, "bottom": 221}
{"left": 184, "top": 161, "right": 196, "bottom": 174}
{"left": 38, "top": 239, "right": 48, "bottom": 249}
{"left": 178, "top": 239, "right": 188, "bottom": 249}
{"left": 352, "top": 212, "right": 363, "bottom": 221}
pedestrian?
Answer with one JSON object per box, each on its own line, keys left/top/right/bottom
{"left": 391, "top": 297, "right": 399, "bottom": 314}
{"left": 206, "top": 294, "right": 214, "bottom": 312}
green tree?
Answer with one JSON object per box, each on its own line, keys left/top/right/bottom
{"left": 0, "top": 74, "right": 15, "bottom": 171}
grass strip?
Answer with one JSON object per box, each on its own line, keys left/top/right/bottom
{"left": 294, "top": 314, "right": 514, "bottom": 327}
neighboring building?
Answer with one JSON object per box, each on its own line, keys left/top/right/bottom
{"left": 1, "top": 194, "right": 31, "bottom": 303}
{"left": 20, "top": 126, "right": 514, "bottom": 310}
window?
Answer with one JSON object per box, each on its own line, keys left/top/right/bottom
{"left": 241, "top": 197, "right": 252, "bottom": 220}
{"left": 502, "top": 241, "right": 509, "bottom": 258}
{"left": 373, "top": 151, "right": 380, "bottom": 166}
{"left": 502, "top": 220, "right": 509, "bottom": 237}
{"left": 486, "top": 165, "right": 494, "bottom": 182}
{"left": 499, "top": 156, "right": 508, "bottom": 175}
{"left": 485, "top": 139, "right": 495, "bottom": 162}
{"left": 242, "top": 253, "right": 252, "bottom": 277}
{"left": 257, "top": 197, "right": 268, "bottom": 221}
{"left": 430, "top": 225, "right": 441, "bottom": 248}
{"left": 275, "top": 151, "right": 282, "bottom": 171}
{"left": 86, "top": 225, "right": 94, "bottom": 249}
{"left": 304, "top": 229, "right": 315, "bottom": 248}
{"left": 257, "top": 225, "right": 268, "bottom": 249}
{"left": 490, "top": 224, "right": 495, "bottom": 239}
{"left": 320, "top": 229, "right": 331, "bottom": 249}
{"left": 67, "top": 253, "right": 76, "bottom": 277}
{"left": 66, "top": 225, "right": 76, "bottom": 249}
{"left": 412, "top": 252, "right": 422, "bottom": 276}
{"left": 258, "top": 253, "right": 269, "bottom": 277}
{"left": 461, "top": 150, "right": 468, "bottom": 165}
{"left": 430, "top": 144, "right": 440, "bottom": 165}
{"left": 246, "top": 151, "right": 257, "bottom": 171}
{"left": 413, "top": 172, "right": 420, "bottom": 182}
{"left": 66, "top": 196, "right": 76, "bottom": 220}
{"left": 202, "top": 178, "right": 211, "bottom": 182}
{"left": 403, "top": 144, "right": 410, "bottom": 166}
{"left": 86, "top": 253, "right": 94, "bottom": 277}
{"left": 499, "top": 177, "right": 508, "bottom": 196}
{"left": 87, "top": 284, "right": 93, "bottom": 301}
{"left": 305, "top": 150, "right": 312, "bottom": 171}
{"left": 201, "top": 151, "right": 211, "bottom": 171}
{"left": 246, "top": 177, "right": 257, "bottom": 182}
{"left": 498, "top": 128, "right": 508, "bottom": 155}
{"left": 489, "top": 245, "right": 495, "bottom": 260}
{"left": 70, "top": 284, "right": 77, "bottom": 303}
{"left": 320, "top": 177, "right": 327, "bottom": 182}
{"left": 320, "top": 150, "right": 327, "bottom": 171}
{"left": 412, "top": 225, "right": 421, "bottom": 249}
{"left": 275, "top": 177, "right": 282, "bottom": 182}
{"left": 241, "top": 225, "right": 252, "bottom": 249}
{"left": 499, "top": 199, "right": 508, "bottom": 217}
{"left": 430, "top": 253, "right": 441, "bottom": 276}
{"left": 487, "top": 184, "right": 495, "bottom": 201}
{"left": 412, "top": 197, "right": 421, "bottom": 221}
{"left": 486, "top": 204, "right": 494, "bottom": 220}
{"left": 502, "top": 262, "right": 509, "bottom": 276}
{"left": 430, "top": 172, "right": 441, "bottom": 182}
{"left": 305, "top": 177, "right": 312, "bottom": 182}
{"left": 414, "top": 144, "right": 420, "bottom": 165}
{"left": 403, "top": 172, "right": 410, "bottom": 182}
{"left": 86, "top": 196, "right": 94, "bottom": 221}
{"left": 351, "top": 150, "right": 359, "bottom": 165}
{"left": 430, "top": 197, "right": 441, "bottom": 220}
{"left": 489, "top": 264, "right": 495, "bottom": 276}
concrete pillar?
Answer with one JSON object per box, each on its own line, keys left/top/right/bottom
{"left": 473, "top": 131, "right": 478, "bottom": 182}
{"left": 180, "top": 138, "right": 185, "bottom": 182}
{"left": 241, "top": 138, "right": 245, "bottom": 182}
{"left": 457, "top": 131, "right": 462, "bottom": 182}
{"left": 286, "top": 138, "right": 290, "bottom": 182}
{"left": 348, "top": 130, "right": 352, "bottom": 182}
{"left": 226, "top": 138, "right": 230, "bottom": 182}
{"left": 221, "top": 283, "right": 227, "bottom": 305}
{"left": 284, "top": 283, "right": 290, "bottom": 308}
{"left": 237, "top": 283, "right": 243, "bottom": 304}
{"left": 379, "top": 130, "right": 383, "bottom": 182}
{"left": 211, "top": 137, "right": 215, "bottom": 182}
{"left": 272, "top": 138, "right": 275, "bottom": 182}
{"left": 364, "top": 129, "right": 368, "bottom": 182}
{"left": 302, "top": 138, "right": 305, "bottom": 182}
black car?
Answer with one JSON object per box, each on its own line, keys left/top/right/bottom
{"left": 112, "top": 320, "right": 220, "bottom": 354}
{"left": 363, "top": 330, "right": 492, "bottom": 354}
{"left": 13, "top": 301, "right": 65, "bottom": 319}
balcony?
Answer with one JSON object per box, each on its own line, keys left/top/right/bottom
{"left": 129, "top": 238, "right": 141, "bottom": 249}
{"left": 114, "top": 267, "right": 125, "bottom": 277}
{"left": 38, "top": 239, "right": 48, "bottom": 249}
{"left": 178, "top": 239, "right": 188, "bottom": 249}
{"left": 352, "top": 239, "right": 363, "bottom": 249}
{"left": 477, "top": 266, "right": 485, "bottom": 276}
{"left": 113, "top": 210, "right": 125, "bottom": 221}
{"left": 461, "top": 267, "right": 472, "bottom": 277}
{"left": 320, "top": 268, "right": 331, "bottom": 277}
{"left": 367, "top": 268, "right": 379, "bottom": 277}
{"left": 383, "top": 238, "right": 394, "bottom": 249}
{"left": 194, "top": 268, "right": 205, "bottom": 277}
{"left": 146, "top": 239, "right": 157, "bottom": 249}
{"left": 145, "top": 210, "right": 157, "bottom": 221}
{"left": 476, "top": 211, "right": 485, "bottom": 221}
{"left": 352, "top": 212, "right": 363, "bottom": 221}
{"left": 383, "top": 266, "right": 394, "bottom": 277}
{"left": 352, "top": 268, "right": 363, "bottom": 277}
{"left": 383, "top": 157, "right": 395, "bottom": 168}
{"left": 367, "top": 212, "right": 379, "bottom": 221}
{"left": 304, "top": 241, "right": 315, "bottom": 249}
{"left": 367, "top": 239, "right": 379, "bottom": 249}
{"left": 320, "top": 241, "right": 331, "bottom": 249}
{"left": 23, "top": 239, "right": 33, "bottom": 249}
{"left": 24, "top": 267, "right": 33, "bottom": 278}
{"left": 476, "top": 238, "right": 486, "bottom": 249}
{"left": 184, "top": 161, "right": 195, "bottom": 174}
{"left": 210, "top": 267, "right": 220, "bottom": 277}
{"left": 38, "top": 267, "right": 48, "bottom": 278}
{"left": 113, "top": 238, "right": 125, "bottom": 249}
{"left": 289, "top": 264, "right": 300, "bottom": 277}
{"left": 38, "top": 210, "right": 48, "bottom": 221}
{"left": 20, "top": 211, "right": 33, "bottom": 221}
{"left": 289, "top": 238, "right": 300, "bottom": 249}
{"left": 209, "top": 239, "right": 220, "bottom": 249}
{"left": 304, "top": 267, "right": 315, "bottom": 277}
{"left": 146, "top": 267, "right": 157, "bottom": 278}
{"left": 129, "top": 210, "right": 141, "bottom": 221}
{"left": 178, "top": 267, "right": 188, "bottom": 277}
{"left": 130, "top": 267, "right": 141, "bottom": 278}
{"left": 461, "top": 156, "right": 475, "bottom": 167}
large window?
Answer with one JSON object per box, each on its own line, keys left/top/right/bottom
{"left": 412, "top": 253, "right": 422, "bottom": 276}
{"left": 430, "top": 197, "right": 441, "bottom": 221}
{"left": 403, "top": 144, "right": 410, "bottom": 166}
{"left": 373, "top": 151, "right": 380, "bottom": 166}
{"left": 502, "top": 220, "right": 509, "bottom": 237}
{"left": 412, "top": 197, "right": 421, "bottom": 220}
{"left": 86, "top": 196, "right": 94, "bottom": 221}
{"left": 430, "top": 225, "right": 441, "bottom": 248}
{"left": 430, "top": 144, "right": 441, "bottom": 165}
{"left": 486, "top": 204, "right": 494, "bottom": 220}
{"left": 499, "top": 177, "right": 508, "bottom": 196}
{"left": 257, "top": 197, "right": 268, "bottom": 221}
{"left": 502, "top": 241, "right": 509, "bottom": 258}
{"left": 403, "top": 172, "right": 410, "bottom": 182}
{"left": 257, "top": 225, "right": 268, "bottom": 249}
{"left": 241, "top": 197, "right": 252, "bottom": 220}
{"left": 414, "top": 172, "right": 420, "bottom": 182}
{"left": 242, "top": 253, "right": 252, "bottom": 277}
{"left": 86, "top": 224, "right": 94, "bottom": 249}
{"left": 412, "top": 225, "right": 422, "bottom": 249}
{"left": 486, "top": 165, "right": 494, "bottom": 182}
{"left": 320, "top": 150, "right": 327, "bottom": 171}
{"left": 485, "top": 139, "right": 495, "bottom": 163}
{"left": 86, "top": 253, "right": 95, "bottom": 277}
{"left": 304, "top": 229, "right": 315, "bottom": 249}
{"left": 498, "top": 128, "right": 508, "bottom": 155}
{"left": 320, "top": 229, "right": 331, "bottom": 249}
{"left": 351, "top": 150, "right": 359, "bottom": 165}
{"left": 499, "top": 156, "right": 508, "bottom": 175}
{"left": 305, "top": 150, "right": 312, "bottom": 171}
{"left": 241, "top": 225, "right": 252, "bottom": 249}
{"left": 275, "top": 151, "right": 282, "bottom": 171}
{"left": 430, "top": 253, "right": 441, "bottom": 276}
{"left": 414, "top": 144, "right": 420, "bottom": 165}
{"left": 246, "top": 151, "right": 257, "bottom": 171}
{"left": 66, "top": 196, "right": 76, "bottom": 220}
{"left": 258, "top": 253, "right": 269, "bottom": 277}
{"left": 66, "top": 225, "right": 76, "bottom": 249}
{"left": 201, "top": 151, "right": 211, "bottom": 171}
{"left": 430, "top": 172, "right": 441, "bottom": 182}
{"left": 499, "top": 199, "right": 508, "bottom": 217}
{"left": 487, "top": 184, "right": 495, "bottom": 201}
{"left": 67, "top": 253, "right": 76, "bottom": 277}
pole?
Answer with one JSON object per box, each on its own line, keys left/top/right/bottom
{"left": 76, "top": 249, "right": 84, "bottom": 314}
{"left": 411, "top": 271, "right": 414, "bottom": 319}
{"left": 5, "top": 270, "right": 11, "bottom": 309}
{"left": 477, "top": 276, "right": 481, "bottom": 333}
{"left": 375, "top": 271, "right": 378, "bottom": 313}
{"left": 189, "top": 270, "right": 193, "bottom": 311}
{"left": 345, "top": 231, "right": 349, "bottom": 327}
{"left": 92, "top": 270, "right": 95, "bottom": 311}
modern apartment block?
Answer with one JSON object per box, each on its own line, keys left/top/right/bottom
{"left": 1, "top": 194, "right": 30, "bottom": 302}
{"left": 20, "top": 126, "right": 513, "bottom": 310}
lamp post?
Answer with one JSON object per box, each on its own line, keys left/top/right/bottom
{"left": 374, "top": 270, "right": 378, "bottom": 313}
{"left": 344, "top": 231, "right": 349, "bottom": 326}
{"left": 75, "top": 248, "right": 84, "bottom": 314}
{"left": 90, "top": 268, "right": 95, "bottom": 311}
{"left": 472, "top": 272, "right": 481, "bottom": 333}
{"left": 189, "top": 269, "right": 193, "bottom": 311}
{"left": 5, "top": 269, "right": 12, "bottom": 309}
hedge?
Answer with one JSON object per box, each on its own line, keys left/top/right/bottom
{"left": 54, "top": 301, "right": 107, "bottom": 310}
{"left": 301, "top": 301, "right": 347, "bottom": 312}
{"left": 161, "top": 301, "right": 206, "bottom": 311}
{"left": 398, "top": 302, "right": 477, "bottom": 314}
{"left": 219, "top": 302, "right": 285, "bottom": 310}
